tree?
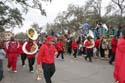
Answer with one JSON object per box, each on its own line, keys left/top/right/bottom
{"left": 0, "top": 2, "right": 23, "bottom": 29}
{"left": 106, "top": 0, "right": 125, "bottom": 16}
{"left": 0, "top": 0, "right": 51, "bottom": 31}
{"left": 106, "top": 0, "right": 125, "bottom": 25}
{"left": 84, "top": 0, "right": 102, "bottom": 22}
{"left": 15, "top": 32, "right": 27, "bottom": 40}
{"left": 51, "top": 3, "right": 103, "bottom": 32}
{"left": 112, "top": 0, "right": 125, "bottom": 16}
{"left": 46, "top": 1, "right": 125, "bottom": 34}
{"left": 46, "top": 3, "right": 99, "bottom": 33}
{"left": 0, "top": 27, "right": 5, "bottom": 32}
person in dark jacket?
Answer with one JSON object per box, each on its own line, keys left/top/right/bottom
{"left": 67, "top": 38, "right": 72, "bottom": 55}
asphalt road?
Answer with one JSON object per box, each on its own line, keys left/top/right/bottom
{"left": 1, "top": 55, "right": 114, "bottom": 83}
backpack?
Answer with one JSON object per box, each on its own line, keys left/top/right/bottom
{"left": 8, "top": 41, "right": 18, "bottom": 53}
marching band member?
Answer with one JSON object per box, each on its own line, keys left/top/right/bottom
{"left": 84, "top": 36, "right": 94, "bottom": 62}
{"left": 37, "top": 35, "right": 58, "bottom": 83}
{"left": 72, "top": 38, "right": 78, "bottom": 58}
{"left": 18, "top": 41, "right": 26, "bottom": 67}
{"left": 7, "top": 37, "right": 19, "bottom": 72}
{"left": 26, "top": 38, "right": 36, "bottom": 72}
{"left": 56, "top": 38, "right": 64, "bottom": 60}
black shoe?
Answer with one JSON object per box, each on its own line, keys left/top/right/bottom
{"left": 89, "top": 60, "right": 92, "bottom": 62}
{"left": 84, "top": 57, "right": 87, "bottom": 61}
{"left": 109, "top": 62, "right": 113, "bottom": 65}
{"left": 0, "top": 76, "right": 3, "bottom": 81}
{"left": 74, "top": 57, "right": 77, "bottom": 58}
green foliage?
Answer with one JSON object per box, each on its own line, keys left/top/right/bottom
{"left": 0, "top": 2, "right": 24, "bottom": 29}
{"left": 46, "top": 0, "right": 125, "bottom": 33}
{"left": 0, "top": 0, "right": 51, "bottom": 31}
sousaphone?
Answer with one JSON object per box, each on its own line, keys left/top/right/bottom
{"left": 83, "top": 39, "right": 95, "bottom": 48}
{"left": 84, "top": 30, "right": 95, "bottom": 48}
{"left": 22, "top": 27, "right": 38, "bottom": 55}
{"left": 22, "top": 41, "right": 38, "bottom": 55}
{"left": 27, "top": 28, "right": 38, "bottom": 40}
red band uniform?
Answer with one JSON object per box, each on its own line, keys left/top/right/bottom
{"left": 25, "top": 40, "right": 36, "bottom": 72}
{"left": 7, "top": 38, "right": 19, "bottom": 72}
{"left": 84, "top": 38, "right": 93, "bottom": 62}
{"left": 56, "top": 39, "right": 64, "bottom": 59}
{"left": 72, "top": 39, "right": 78, "bottom": 58}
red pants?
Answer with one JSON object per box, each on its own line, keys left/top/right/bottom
{"left": 7, "top": 53, "right": 18, "bottom": 71}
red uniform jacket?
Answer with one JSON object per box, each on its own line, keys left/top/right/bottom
{"left": 37, "top": 42, "right": 57, "bottom": 65}
{"left": 56, "top": 41, "right": 64, "bottom": 51}
{"left": 72, "top": 40, "right": 78, "bottom": 50}
{"left": 7, "top": 41, "right": 19, "bottom": 53}
{"left": 26, "top": 41, "right": 35, "bottom": 59}
{"left": 84, "top": 40, "right": 92, "bottom": 50}
{"left": 114, "top": 38, "right": 125, "bottom": 83}
{"left": 95, "top": 39, "right": 100, "bottom": 48}
{"left": 111, "top": 37, "right": 118, "bottom": 53}
{"left": 17, "top": 42, "right": 24, "bottom": 55}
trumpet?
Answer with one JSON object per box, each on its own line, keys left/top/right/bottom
{"left": 36, "top": 64, "right": 42, "bottom": 80}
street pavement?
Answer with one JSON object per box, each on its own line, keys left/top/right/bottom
{"left": 1, "top": 55, "right": 114, "bottom": 83}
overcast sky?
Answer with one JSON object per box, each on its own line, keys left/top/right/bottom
{"left": 11, "top": 0, "right": 111, "bottom": 34}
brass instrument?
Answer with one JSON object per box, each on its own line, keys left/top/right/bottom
{"left": 23, "top": 27, "right": 41, "bottom": 80}
{"left": 87, "top": 30, "right": 94, "bottom": 39}
{"left": 84, "top": 30, "right": 95, "bottom": 48}
{"left": 22, "top": 27, "right": 38, "bottom": 55}
{"left": 22, "top": 41, "right": 38, "bottom": 55}
{"left": 36, "top": 64, "right": 42, "bottom": 80}
{"left": 84, "top": 39, "right": 95, "bottom": 48}
{"left": 27, "top": 28, "right": 38, "bottom": 40}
